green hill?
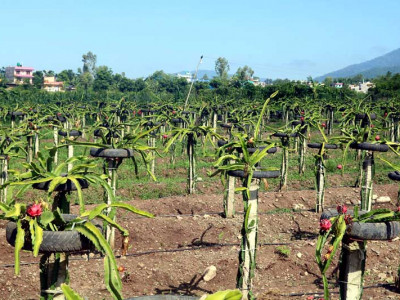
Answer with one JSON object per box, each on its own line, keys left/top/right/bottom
{"left": 315, "top": 48, "right": 400, "bottom": 81}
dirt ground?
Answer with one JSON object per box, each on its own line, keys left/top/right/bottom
{"left": 1, "top": 183, "right": 400, "bottom": 300}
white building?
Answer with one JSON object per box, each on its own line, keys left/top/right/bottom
{"left": 349, "top": 81, "right": 374, "bottom": 93}
{"left": 176, "top": 72, "right": 193, "bottom": 83}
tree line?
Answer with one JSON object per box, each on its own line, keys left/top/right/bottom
{"left": 2, "top": 51, "right": 398, "bottom": 103}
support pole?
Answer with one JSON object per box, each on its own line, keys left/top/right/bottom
{"left": 361, "top": 151, "right": 373, "bottom": 212}
{"left": 224, "top": 159, "right": 236, "bottom": 218}
{"left": 339, "top": 238, "right": 366, "bottom": 300}
{"left": 238, "top": 178, "right": 260, "bottom": 300}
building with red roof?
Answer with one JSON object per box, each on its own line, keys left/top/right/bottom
{"left": 5, "top": 63, "right": 34, "bottom": 85}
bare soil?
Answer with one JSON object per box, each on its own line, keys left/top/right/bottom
{"left": 0, "top": 183, "right": 400, "bottom": 299}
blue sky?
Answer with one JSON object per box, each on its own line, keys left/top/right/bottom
{"left": 1, "top": 0, "right": 399, "bottom": 79}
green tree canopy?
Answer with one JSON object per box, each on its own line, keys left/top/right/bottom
{"left": 235, "top": 65, "right": 254, "bottom": 81}
{"left": 32, "top": 71, "right": 44, "bottom": 89}
{"left": 57, "top": 69, "right": 77, "bottom": 86}
{"left": 93, "top": 66, "right": 114, "bottom": 91}
{"left": 215, "top": 57, "right": 230, "bottom": 79}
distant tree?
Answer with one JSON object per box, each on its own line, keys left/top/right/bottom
{"left": 215, "top": 57, "right": 230, "bottom": 79}
{"left": 133, "top": 78, "right": 146, "bottom": 92}
{"left": 32, "top": 71, "right": 44, "bottom": 89}
{"left": 79, "top": 51, "right": 97, "bottom": 92}
{"left": 22, "top": 78, "right": 33, "bottom": 90}
{"left": 147, "top": 70, "right": 166, "bottom": 81}
{"left": 264, "top": 78, "right": 273, "bottom": 85}
{"left": 117, "top": 77, "right": 136, "bottom": 92}
{"left": 0, "top": 68, "right": 6, "bottom": 88}
{"left": 242, "top": 81, "right": 257, "bottom": 99}
{"left": 44, "top": 70, "right": 55, "bottom": 77}
{"left": 323, "top": 77, "right": 333, "bottom": 87}
{"left": 113, "top": 73, "right": 123, "bottom": 89}
{"left": 235, "top": 65, "right": 254, "bottom": 81}
{"left": 369, "top": 72, "right": 400, "bottom": 99}
{"left": 273, "top": 78, "right": 291, "bottom": 85}
{"left": 353, "top": 74, "right": 364, "bottom": 83}
{"left": 57, "top": 69, "right": 76, "bottom": 86}
{"left": 194, "top": 81, "right": 209, "bottom": 92}
{"left": 146, "top": 71, "right": 188, "bottom": 99}
{"left": 202, "top": 74, "right": 209, "bottom": 80}
{"left": 210, "top": 77, "right": 230, "bottom": 97}
{"left": 79, "top": 72, "right": 93, "bottom": 92}
{"left": 82, "top": 51, "right": 97, "bottom": 76}
{"left": 93, "top": 66, "right": 114, "bottom": 91}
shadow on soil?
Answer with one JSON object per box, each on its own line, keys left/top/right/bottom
{"left": 154, "top": 274, "right": 212, "bottom": 295}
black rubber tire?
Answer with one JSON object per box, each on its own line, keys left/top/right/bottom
{"left": 58, "top": 130, "right": 82, "bottom": 137}
{"left": 272, "top": 132, "right": 288, "bottom": 138}
{"left": 90, "top": 147, "right": 134, "bottom": 158}
{"left": 56, "top": 115, "right": 67, "bottom": 123}
{"left": 388, "top": 171, "right": 400, "bottom": 181}
{"left": 33, "top": 178, "right": 89, "bottom": 191}
{"left": 347, "top": 222, "right": 400, "bottom": 240}
{"left": 236, "top": 146, "right": 277, "bottom": 154}
{"left": 320, "top": 208, "right": 364, "bottom": 219}
{"left": 93, "top": 129, "right": 120, "bottom": 138}
{"left": 125, "top": 296, "right": 198, "bottom": 300}
{"left": 228, "top": 169, "right": 280, "bottom": 179}
{"left": 6, "top": 214, "right": 102, "bottom": 253}
{"left": 350, "top": 142, "right": 389, "bottom": 152}
{"left": 355, "top": 113, "right": 366, "bottom": 120}
{"left": 320, "top": 209, "right": 400, "bottom": 240}
{"left": 217, "top": 140, "right": 228, "bottom": 147}
{"left": 171, "top": 118, "right": 184, "bottom": 124}
{"left": 10, "top": 111, "right": 25, "bottom": 116}
{"left": 144, "top": 121, "right": 161, "bottom": 127}
{"left": 307, "top": 143, "right": 338, "bottom": 150}
{"left": 93, "top": 129, "right": 102, "bottom": 137}
{"left": 355, "top": 113, "right": 376, "bottom": 121}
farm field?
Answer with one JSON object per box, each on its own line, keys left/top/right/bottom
{"left": 2, "top": 2, "right": 400, "bottom": 299}
{"left": 0, "top": 94, "right": 400, "bottom": 300}
{"left": 0, "top": 112, "right": 400, "bottom": 300}
{"left": 0, "top": 184, "right": 400, "bottom": 300}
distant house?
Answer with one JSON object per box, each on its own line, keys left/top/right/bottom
{"left": 43, "top": 76, "right": 64, "bottom": 92}
{"left": 176, "top": 71, "right": 193, "bottom": 83}
{"left": 248, "top": 78, "right": 266, "bottom": 87}
{"left": 66, "top": 85, "right": 76, "bottom": 91}
{"left": 334, "top": 82, "right": 343, "bottom": 88}
{"left": 348, "top": 81, "right": 374, "bottom": 93}
{"left": 5, "top": 63, "right": 34, "bottom": 85}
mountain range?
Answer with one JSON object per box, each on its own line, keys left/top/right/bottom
{"left": 315, "top": 48, "right": 400, "bottom": 81}
{"left": 176, "top": 48, "right": 400, "bottom": 82}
